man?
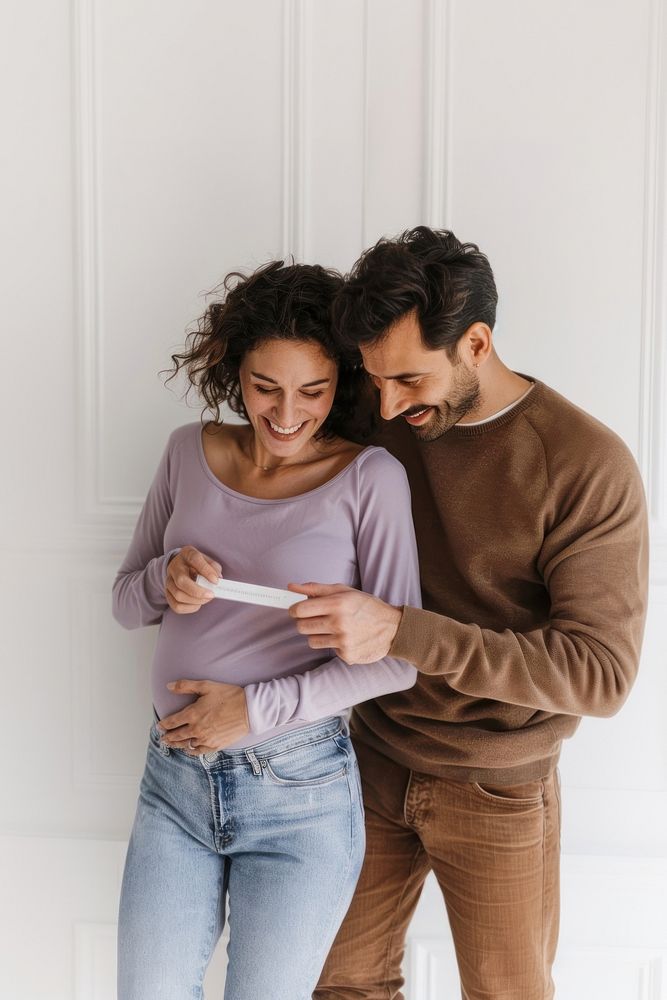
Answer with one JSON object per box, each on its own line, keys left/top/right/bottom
{"left": 288, "top": 227, "right": 649, "bottom": 1000}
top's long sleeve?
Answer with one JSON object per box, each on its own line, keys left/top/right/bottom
{"left": 111, "top": 423, "right": 419, "bottom": 749}
{"left": 112, "top": 435, "right": 181, "bottom": 628}
{"left": 243, "top": 451, "right": 421, "bottom": 732}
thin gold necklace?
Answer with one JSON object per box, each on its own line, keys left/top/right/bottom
{"left": 244, "top": 436, "right": 316, "bottom": 473}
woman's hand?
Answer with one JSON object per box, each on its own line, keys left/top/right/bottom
{"left": 165, "top": 545, "right": 222, "bottom": 614}
{"left": 158, "top": 679, "right": 250, "bottom": 754}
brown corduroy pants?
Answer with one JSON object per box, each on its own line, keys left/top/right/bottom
{"left": 315, "top": 738, "right": 561, "bottom": 1000}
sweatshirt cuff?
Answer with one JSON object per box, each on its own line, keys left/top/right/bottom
{"left": 389, "top": 604, "right": 445, "bottom": 673}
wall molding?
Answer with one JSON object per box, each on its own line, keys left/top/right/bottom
{"left": 640, "top": 0, "right": 667, "bottom": 573}
{"left": 74, "top": 922, "right": 116, "bottom": 1000}
{"left": 423, "top": 0, "right": 452, "bottom": 227}
{"left": 406, "top": 935, "right": 459, "bottom": 996}
{"left": 405, "top": 937, "right": 667, "bottom": 1000}
{"left": 69, "top": 575, "right": 153, "bottom": 791}
{"left": 282, "top": 0, "right": 308, "bottom": 262}
{"left": 359, "top": 0, "right": 370, "bottom": 250}
{"left": 72, "top": 0, "right": 308, "bottom": 528}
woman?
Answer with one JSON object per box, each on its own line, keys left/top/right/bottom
{"left": 112, "top": 260, "right": 421, "bottom": 1000}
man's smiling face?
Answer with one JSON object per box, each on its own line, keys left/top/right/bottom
{"left": 360, "top": 309, "right": 481, "bottom": 441}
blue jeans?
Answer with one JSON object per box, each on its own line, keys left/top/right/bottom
{"left": 117, "top": 713, "right": 365, "bottom": 1000}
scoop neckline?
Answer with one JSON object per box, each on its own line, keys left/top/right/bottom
{"left": 195, "top": 422, "right": 374, "bottom": 504}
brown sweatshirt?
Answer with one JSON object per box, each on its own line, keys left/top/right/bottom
{"left": 352, "top": 378, "right": 649, "bottom": 784}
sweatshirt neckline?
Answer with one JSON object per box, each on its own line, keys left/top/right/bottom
{"left": 446, "top": 375, "right": 542, "bottom": 438}
{"left": 195, "top": 422, "right": 374, "bottom": 504}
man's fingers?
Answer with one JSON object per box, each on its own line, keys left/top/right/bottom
{"left": 289, "top": 595, "right": 343, "bottom": 619}
{"left": 288, "top": 582, "right": 351, "bottom": 599}
{"left": 295, "top": 616, "right": 337, "bottom": 636}
{"left": 305, "top": 635, "right": 339, "bottom": 650}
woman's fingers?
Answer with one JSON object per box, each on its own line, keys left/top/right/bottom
{"left": 165, "top": 545, "right": 223, "bottom": 612}
{"left": 165, "top": 578, "right": 214, "bottom": 608}
{"left": 169, "top": 567, "right": 216, "bottom": 601}
{"left": 160, "top": 726, "right": 217, "bottom": 755}
{"left": 181, "top": 545, "right": 222, "bottom": 586}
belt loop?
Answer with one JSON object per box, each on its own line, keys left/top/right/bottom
{"left": 245, "top": 748, "right": 261, "bottom": 776}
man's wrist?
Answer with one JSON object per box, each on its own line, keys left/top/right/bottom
{"left": 386, "top": 603, "right": 404, "bottom": 653}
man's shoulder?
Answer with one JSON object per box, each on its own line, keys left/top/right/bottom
{"left": 525, "top": 381, "right": 635, "bottom": 463}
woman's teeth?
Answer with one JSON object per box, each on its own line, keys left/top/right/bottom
{"left": 269, "top": 420, "right": 304, "bottom": 435}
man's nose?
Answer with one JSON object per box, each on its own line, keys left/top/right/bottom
{"left": 379, "top": 383, "right": 405, "bottom": 421}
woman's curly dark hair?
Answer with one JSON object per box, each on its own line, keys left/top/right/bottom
{"left": 163, "top": 260, "right": 373, "bottom": 442}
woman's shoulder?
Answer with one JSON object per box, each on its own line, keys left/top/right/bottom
{"left": 356, "top": 443, "right": 409, "bottom": 475}
{"left": 354, "top": 444, "right": 411, "bottom": 495}
{"left": 166, "top": 419, "right": 240, "bottom": 449}
{"left": 161, "top": 421, "right": 202, "bottom": 457}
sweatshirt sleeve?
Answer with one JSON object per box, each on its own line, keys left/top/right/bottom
{"left": 112, "top": 434, "right": 182, "bottom": 629}
{"left": 390, "top": 437, "right": 649, "bottom": 719}
{"left": 243, "top": 450, "right": 421, "bottom": 733}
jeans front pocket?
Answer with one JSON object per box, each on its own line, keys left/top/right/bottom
{"left": 264, "top": 735, "right": 348, "bottom": 787}
{"left": 148, "top": 721, "right": 171, "bottom": 756}
{"left": 471, "top": 779, "right": 545, "bottom": 808}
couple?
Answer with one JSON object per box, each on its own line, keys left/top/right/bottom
{"left": 112, "top": 227, "right": 648, "bottom": 1000}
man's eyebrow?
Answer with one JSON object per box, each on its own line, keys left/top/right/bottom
{"left": 250, "top": 371, "right": 332, "bottom": 388}
{"left": 365, "top": 371, "right": 430, "bottom": 380}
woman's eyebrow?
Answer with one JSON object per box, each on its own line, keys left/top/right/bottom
{"left": 250, "top": 371, "right": 332, "bottom": 388}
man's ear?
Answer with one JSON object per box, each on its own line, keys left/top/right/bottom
{"left": 461, "top": 322, "right": 493, "bottom": 368}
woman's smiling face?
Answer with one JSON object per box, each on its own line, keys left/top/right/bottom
{"left": 239, "top": 338, "right": 339, "bottom": 460}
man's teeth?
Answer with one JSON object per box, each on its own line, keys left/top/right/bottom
{"left": 269, "top": 420, "right": 304, "bottom": 435}
{"left": 408, "top": 408, "right": 429, "bottom": 418}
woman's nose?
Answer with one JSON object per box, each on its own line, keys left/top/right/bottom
{"left": 272, "top": 396, "right": 300, "bottom": 427}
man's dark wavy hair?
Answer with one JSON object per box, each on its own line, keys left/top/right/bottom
{"left": 333, "top": 226, "right": 498, "bottom": 359}
{"left": 164, "top": 260, "right": 371, "bottom": 441}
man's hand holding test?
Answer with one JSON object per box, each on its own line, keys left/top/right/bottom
{"left": 288, "top": 582, "right": 404, "bottom": 664}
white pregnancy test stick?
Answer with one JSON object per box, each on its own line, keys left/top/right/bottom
{"left": 196, "top": 574, "right": 308, "bottom": 610}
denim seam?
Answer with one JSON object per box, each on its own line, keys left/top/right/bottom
{"left": 541, "top": 777, "right": 548, "bottom": 997}
{"left": 303, "top": 764, "right": 361, "bottom": 995}
{"left": 203, "top": 762, "right": 224, "bottom": 852}
{"left": 261, "top": 730, "right": 344, "bottom": 764}
{"left": 192, "top": 867, "right": 226, "bottom": 999}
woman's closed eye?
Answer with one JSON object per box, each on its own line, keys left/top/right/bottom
{"left": 253, "top": 385, "right": 324, "bottom": 399}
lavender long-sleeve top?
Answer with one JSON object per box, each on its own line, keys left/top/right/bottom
{"left": 112, "top": 422, "right": 421, "bottom": 748}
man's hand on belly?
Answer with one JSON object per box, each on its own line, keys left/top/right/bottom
{"left": 158, "top": 679, "right": 250, "bottom": 754}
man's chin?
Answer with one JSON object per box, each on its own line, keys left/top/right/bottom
{"left": 405, "top": 408, "right": 454, "bottom": 441}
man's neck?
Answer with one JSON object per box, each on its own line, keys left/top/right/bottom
{"left": 458, "top": 356, "right": 533, "bottom": 425}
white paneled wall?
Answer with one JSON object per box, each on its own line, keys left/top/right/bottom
{"left": 2, "top": 1, "right": 666, "bottom": 997}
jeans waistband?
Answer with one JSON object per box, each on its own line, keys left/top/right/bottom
{"left": 151, "top": 707, "right": 346, "bottom": 764}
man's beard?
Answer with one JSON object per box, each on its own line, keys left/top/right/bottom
{"left": 405, "top": 367, "right": 481, "bottom": 442}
